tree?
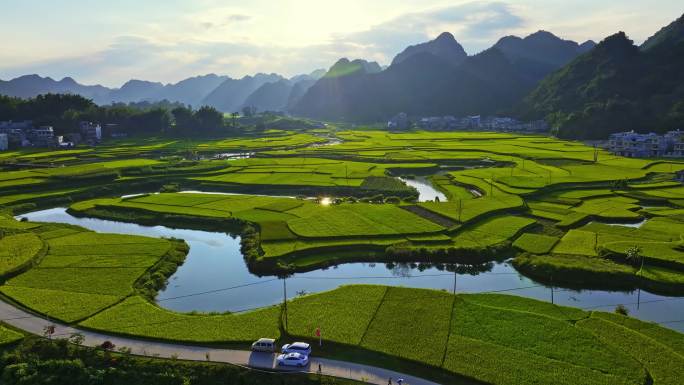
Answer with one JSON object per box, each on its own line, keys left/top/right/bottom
{"left": 129, "top": 108, "right": 171, "bottom": 134}
{"left": 626, "top": 245, "right": 643, "bottom": 269}
{"left": 614, "top": 304, "right": 630, "bottom": 316}
{"left": 242, "top": 105, "right": 257, "bottom": 117}
{"left": 171, "top": 106, "right": 196, "bottom": 134}
{"left": 195, "top": 106, "right": 224, "bottom": 132}
{"left": 100, "top": 340, "right": 115, "bottom": 351}
{"left": 230, "top": 112, "right": 239, "bottom": 127}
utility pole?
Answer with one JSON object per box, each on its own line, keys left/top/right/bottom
{"left": 637, "top": 256, "right": 644, "bottom": 310}
{"left": 593, "top": 145, "right": 599, "bottom": 163}
{"left": 453, "top": 269, "right": 457, "bottom": 295}
{"left": 345, "top": 164, "right": 349, "bottom": 186}
{"left": 457, "top": 198, "right": 462, "bottom": 222}
{"left": 283, "top": 277, "right": 288, "bottom": 331}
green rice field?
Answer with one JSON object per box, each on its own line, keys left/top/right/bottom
{"left": 2, "top": 129, "right": 684, "bottom": 383}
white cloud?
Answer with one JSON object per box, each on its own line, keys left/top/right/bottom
{"left": 332, "top": 2, "right": 525, "bottom": 60}
{"left": 0, "top": 0, "right": 679, "bottom": 86}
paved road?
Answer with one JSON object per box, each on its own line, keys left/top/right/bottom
{"left": 0, "top": 300, "right": 440, "bottom": 385}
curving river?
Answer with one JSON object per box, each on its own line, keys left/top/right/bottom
{"left": 17, "top": 207, "right": 684, "bottom": 332}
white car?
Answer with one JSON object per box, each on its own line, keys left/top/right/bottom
{"left": 251, "top": 338, "right": 276, "bottom": 352}
{"left": 281, "top": 342, "right": 312, "bottom": 355}
{"left": 276, "top": 352, "right": 309, "bottom": 367}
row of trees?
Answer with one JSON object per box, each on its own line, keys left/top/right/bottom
{"left": 0, "top": 93, "right": 235, "bottom": 137}
{"left": 169, "top": 106, "right": 228, "bottom": 136}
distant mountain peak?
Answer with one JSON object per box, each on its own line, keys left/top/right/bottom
{"left": 641, "top": 13, "right": 684, "bottom": 53}
{"left": 120, "top": 79, "right": 164, "bottom": 88}
{"left": 578, "top": 40, "right": 597, "bottom": 53}
{"left": 527, "top": 30, "right": 558, "bottom": 40}
{"left": 0, "top": 73, "right": 109, "bottom": 102}
{"left": 596, "top": 31, "right": 636, "bottom": 52}
{"left": 309, "top": 69, "right": 326, "bottom": 79}
{"left": 520, "top": 15, "right": 684, "bottom": 140}
{"left": 59, "top": 77, "right": 78, "bottom": 85}
{"left": 20, "top": 74, "right": 47, "bottom": 81}
{"left": 493, "top": 30, "right": 595, "bottom": 75}
{"left": 324, "top": 58, "right": 381, "bottom": 78}
{"left": 435, "top": 31, "right": 456, "bottom": 41}
{"left": 391, "top": 31, "right": 467, "bottom": 67}
{"left": 201, "top": 72, "right": 283, "bottom": 112}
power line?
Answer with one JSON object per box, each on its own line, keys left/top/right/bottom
{"left": 292, "top": 271, "right": 520, "bottom": 280}
{"left": 294, "top": 273, "right": 453, "bottom": 280}
{"left": 480, "top": 285, "right": 545, "bottom": 294}
{"left": 156, "top": 278, "right": 279, "bottom": 302}
{"left": 580, "top": 297, "right": 684, "bottom": 310}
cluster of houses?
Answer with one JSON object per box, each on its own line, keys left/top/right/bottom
{"left": 607, "top": 130, "right": 684, "bottom": 158}
{"left": 0, "top": 120, "right": 102, "bottom": 151}
{"left": 387, "top": 113, "right": 548, "bottom": 133}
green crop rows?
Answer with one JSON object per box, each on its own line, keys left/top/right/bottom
{"left": 284, "top": 285, "right": 682, "bottom": 385}
{"left": 80, "top": 296, "right": 281, "bottom": 343}
{"left": 0, "top": 232, "right": 44, "bottom": 276}
{"left": 19, "top": 129, "right": 676, "bottom": 291}
{"left": 0, "top": 220, "right": 175, "bottom": 322}
{"left": 2, "top": 129, "right": 684, "bottom": 382}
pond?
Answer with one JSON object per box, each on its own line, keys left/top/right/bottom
{"left": 18, "top": 208, "right": 684, "bottom": 332}
{"left": 210, "top": 152, "right": 253, "bottom": 160}
{"left": 399, "top": 176, "right": 447, "bottom": 202}
{"left": 597, "top": 219, "right": 648, "bottom": 228}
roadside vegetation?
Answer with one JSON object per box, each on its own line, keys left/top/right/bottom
{"left": 0, "top": 333, "right": 361, "bottom": 385}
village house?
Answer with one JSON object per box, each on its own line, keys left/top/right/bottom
{"left": 415, "top": 114, "right": 548, "bottom": 132}
{"left": 608, "top": 130, "right": 684, "bottom": 157}
{"left": 79, "top": 121, "right": 102, "bottom": 144}
{"left": 387, "top": 112, "right": 409, "bottom": 130}
{"left": 26, "top": 126, "right": 60, "bottom": 147}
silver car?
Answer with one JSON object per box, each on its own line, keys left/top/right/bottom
{"left": 281, "top": 342, "right": 312, "bottom": 355}
{"left": 276, "top": 352, "right": 309, "bottom": 367}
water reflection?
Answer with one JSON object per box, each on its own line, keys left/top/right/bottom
{"left": 399, "top": 176, "right": 447, "bottom": 202}
{"left": 17, "top": 208, "right": 684, "bottom": 332}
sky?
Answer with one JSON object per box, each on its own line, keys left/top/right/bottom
{"left": 0, "top": 0, "right": 681, "bottom": 87}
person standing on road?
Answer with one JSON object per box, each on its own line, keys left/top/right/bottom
{"left": 388, "top": 378, "right": 392, "bottom": 385}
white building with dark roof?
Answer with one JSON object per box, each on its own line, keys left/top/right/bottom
{"left": 608, "top": 130, "right": 684, "bottom": 157}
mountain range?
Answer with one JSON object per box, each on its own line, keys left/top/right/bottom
{"left": 0, "top": 29, "right": 593, "bottom": 120}
{"left": 520, "top": 14, "right": 684, "bottom": 139}
{"left": 291, "top": 30, "right": 595, "bottom": 121}
{"left": 0, "top": 71, "right": 323, "bottom": 113}
{"left": 2, "top": 14, "right": 683, "bottom": 139}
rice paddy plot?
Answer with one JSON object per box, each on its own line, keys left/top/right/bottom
{"left": 513, "top": 233, "right": 559, "bottom": 254}
{"left": 80, "top": 295, "right": 281, "bottom": 343}
{"left": 0, "top": 233, "right": 44, "bottom": 275}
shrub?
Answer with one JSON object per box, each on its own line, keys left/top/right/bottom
{"left": 614, "top": 304, "right": 630, "bottom": 316}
